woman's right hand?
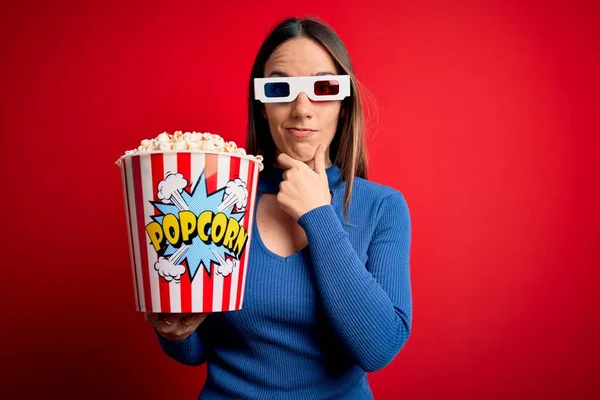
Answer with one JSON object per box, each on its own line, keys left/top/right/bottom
{"left": 144, "top": 312, "right": 210, "bottom": 341}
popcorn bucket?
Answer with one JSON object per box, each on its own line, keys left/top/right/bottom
{"left": 117, "top": 151, "right": 261, "bottom": 313}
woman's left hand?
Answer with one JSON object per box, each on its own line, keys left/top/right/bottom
{"left": 276, "top": 145, "right": 332, "bottom": 220}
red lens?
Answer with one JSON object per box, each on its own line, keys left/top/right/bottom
{"left": 314, "top": 80, "right": 340, "bottom": 96}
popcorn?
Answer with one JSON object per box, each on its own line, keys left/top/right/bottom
{"left": 174, "top": 141, "right": 187, "bottom": 150}
{"left": 121, "top": 131, "right": 264, "bottom": 168}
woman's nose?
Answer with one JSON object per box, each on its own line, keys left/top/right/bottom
{"left": 291, "top": 92, "right": 314, "bottom": 119}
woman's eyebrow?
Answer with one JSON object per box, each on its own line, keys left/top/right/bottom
{"left": 268, "top": 70, "right": 289, "bottom": 77}
{"left": 267, "top": 70, "right": 337, "bottom": 77}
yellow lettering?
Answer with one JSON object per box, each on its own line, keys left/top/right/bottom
{"left": 197, "top": 211, "right": 213, "bottom": 243}
{"left": 163, "top": 214, "right": 180, "bottom": 245}
{"left": 211, "top": 213, "right": 228, "bottom": 246}
{"left": 233, "top": 226, "right": 248, "bottom": 258}
{"left": 148, "top": 210, "right": 248, "bottom": 257}
{"left": 146, "top": 222, "right": 164, "bottom": 252}
{"left": 179, "top": 210, "right": 196, "bottom": 244}
{"left": 222, "top": 217, "right": 240, "bottom": 250}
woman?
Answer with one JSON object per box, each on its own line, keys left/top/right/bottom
{"left": 145, "top": 16, "right": 412, "bottom": 399}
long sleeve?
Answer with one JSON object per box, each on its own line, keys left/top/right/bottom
{"left": 155, "top": 316, "right": 212, "bottom": 366}
{"left": 297, "top": 190, "right": 412, "bottom": 372}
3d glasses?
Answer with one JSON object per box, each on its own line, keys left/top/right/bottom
{"left": 254, "top": 75, "right": 351, "bottom": 103}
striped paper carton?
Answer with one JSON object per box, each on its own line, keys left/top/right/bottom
{"left": 117, "top": 151, "right": 261, "bottom": 313}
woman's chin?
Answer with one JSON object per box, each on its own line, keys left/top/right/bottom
{"left": 286, "top": 144, "right": 316, "bottom": 162}
{"left": 288, "top": 152, "right": 313, "bottom": 163}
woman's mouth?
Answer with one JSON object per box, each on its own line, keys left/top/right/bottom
{"left": 286, "top": 128, "right": 316, "bottom": 138}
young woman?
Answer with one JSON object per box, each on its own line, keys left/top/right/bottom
{"left": 145, "top": 16, "right": 412, "bottom": 399}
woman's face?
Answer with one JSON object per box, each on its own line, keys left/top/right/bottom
{"left": 263, "top": 37, "right": 342, "bottom": 168}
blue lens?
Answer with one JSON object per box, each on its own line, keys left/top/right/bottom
{"left": 265, "top": 82, "right": 290, "bottom": 98}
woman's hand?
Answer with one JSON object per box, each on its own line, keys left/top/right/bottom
{"left": 144, "top": 312, "right": 209, "bottom": 342}
{"left": 276, "top": 145, "right": 332, "bottom": 220}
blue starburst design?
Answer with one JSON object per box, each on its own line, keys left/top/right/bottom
{"left": 149, "top": 170, "right": 245, "bottom": 282}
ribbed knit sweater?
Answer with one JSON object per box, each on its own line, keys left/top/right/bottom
{"left": 156, "top": 163, "right": 412, "bottom": 399}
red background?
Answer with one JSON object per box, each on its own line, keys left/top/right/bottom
{"left": 1, "top": 0, "right": 599, "bottom": 398}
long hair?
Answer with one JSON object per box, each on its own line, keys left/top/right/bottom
{"left": 246, "top": 16, "right": 368, "bottom": 220}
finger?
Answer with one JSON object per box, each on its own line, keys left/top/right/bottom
{"left": 160, "top": 312, "right": 183, "bottom": 326}
{"left": 154, "top": 317, "right": 180, "bottom": 337}
{"left": 277, "top": 153, "right": 301, "bottom": 169}
{"left": 182, "top": 313, "right": 208, "bottom": 327}
{"left": 146, "top": 312, "right": 180, "bottom": 328}
{"left": 144, "top": 312, "right": 161, "bottom": 324}
{"left": 313, "top": 145, "right": 327, "bottom": 176}
{"left": 278, "top": 180, "right": 289, "bottom": 194}
{"left": 180, "top": 315, "right": 193, "bottom": 327}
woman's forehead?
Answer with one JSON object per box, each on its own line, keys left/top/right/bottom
{"left": 264, "top": 38, "right": 337, "bottom": 77}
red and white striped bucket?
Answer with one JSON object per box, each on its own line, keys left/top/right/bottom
{"left": 117, "top": 151, "right": 261, "bottom": 313}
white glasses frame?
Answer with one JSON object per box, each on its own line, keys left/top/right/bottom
{"left": 254, "top": 75, "right": 351, "bottom": 103}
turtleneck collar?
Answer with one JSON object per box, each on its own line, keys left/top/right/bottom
{"left": 257, "top": 163, "right": 343, "bottom": 194}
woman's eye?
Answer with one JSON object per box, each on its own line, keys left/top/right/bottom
{"left": 314, "top": 81, "right": 339, "bottom": 96}
{"left": 317, "top": 83, "right": 331, "bottom": 94}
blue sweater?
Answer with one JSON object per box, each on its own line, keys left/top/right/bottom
{"left": 157, "top": 163, "right": 412, "bottom": 399}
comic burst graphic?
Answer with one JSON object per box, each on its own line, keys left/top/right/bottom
{"left": 149, "top": 170, "right": 247, "bottom": 282}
